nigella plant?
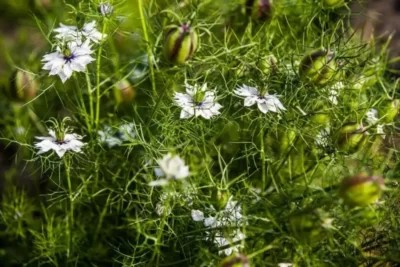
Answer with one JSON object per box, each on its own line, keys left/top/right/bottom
{"left": 3, "top": 0, "right": 400, "bottom": 266}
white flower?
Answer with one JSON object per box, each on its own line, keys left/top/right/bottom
{"left": 42, "top": 40, "right": 95, "bottom": 83}
{"left": 98, "top": 126, "right": 122, "bottom": 147}
{"left": 329, "top": 81, "right": 344, "bottom": 105}
{"left": 174, "top": 83, "right": 223, "bottom": 119}
{"left": 366, "top": 109, "right": 379, "bottom": 124}
{"left": 315, "top": 127, "right": 330, "bottom": 147}
{"left": 278, "top": 263, "right": 293, "bottom": 267}
{"left": 193, "top": 197, "right": 246, "bottom": 256}
{"left": 53, "top": 23, "right": 80, "bottom": 42}
{"left": 34, "top": 129, "right": 85, "bottom": 158}
{"left": 191, "top": 210, "right": 205, "bottom": 221}
{"left": 149, "top": 153, "right": 190, "bottom": 186}
{"left": 234, "top": 84, "right": 286, "bottom": 114}
{"left": 118, "top": 123, "right": 135, "bottom": 141}
{"left": 155, "top": 201, "right": 171, "bottom": 217}
{"left": 98, "top": 2, "right": 114, "bottom": 16}
{"left": 54, "top": 21, "right": 106, "bottom": 44}
{"left": 321, "top": 218, "right": 334, "bottom": 229}
{"left": 82, "top": 21, "right": 107, "bottom": 44}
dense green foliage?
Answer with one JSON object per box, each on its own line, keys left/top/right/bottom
{"left": 0, "top": 0, "right": 399, "bottom": 266}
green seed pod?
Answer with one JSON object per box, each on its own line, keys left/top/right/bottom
{"left": 164, "top": 24, "right": 198, "bottom": 64}
{"left": 211, "top": 189, "right": 230, "bottom": 211}
{"left": 114, "top": 79, "right": 136, "bottom": 104}
{"left": 245, "top": 0, "right": 273, "bottom": 21}
{"left": 289, "top": 209, "right": 325, "bottom": 244}
{"left": 339, "top": 173, "right": 384, "bottom": 207}
{"left": 299, "top": 48, "right": 336, "bottom": 86}
{"left": 218, "top": 253, "right": 250, "bottom": 267}
{"left": 258, "top": 55, "right": 278, "bottom": 74}
{"left": 379, "top": 99, "right": 399, "bottom": 124}
{"left": 9, "top": 70, "right": 38, "bottom": 102}
{"left": 322, "top": 0, "right": 345, "bottom": 8}
{"left": 334, "top": 122, "right": 368, "bottom": 154}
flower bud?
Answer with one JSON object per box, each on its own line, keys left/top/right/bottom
{"left": 379, "top": 99, "right": 399, "bottom": 123}
{"left": 258, "top": 55, "right": 278, "bottom": 74}
{"left": 299, "top": 48, "right": 336, "bottom": 86}
{"left": 164, "top": 24, "right": 198, "bottom": 64}
{"left": 218, "top": 253, "right": 250, "bottom": 267}
{"left": 114, "top": 79, "right": 136, "bottom": 104}
{"left": 322, "top": 0, "right": 345, "bottom": 8}
{"left": 245, "top": 0, "right": 273, "bottom": 21}
{"left": 211, "top": 189, "right": 230, "bottom": 211}
{"left": 9, "top": 70, "right": 38, "bottom": 102}
{"left": 339, "top": 173, "right": 384, "bottom": 207}
{"left": 98, "top": 2, "right": 114, "bottom": 16}
{"left": 334, "top": 122, "right": 368, "bottom": 154}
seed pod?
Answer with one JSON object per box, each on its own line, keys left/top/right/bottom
{"left": 211, "top": 189, "right": 230, "bottom": 211}
{"left": 335, "top": 122, "right": 368, "bottom": 154}
{"left": 379, "top": 99, "right": 399, "bottom": 123}
{"left": 114, "top": 79, "right": 136, "bottom": 104}
{"left": 98, "top": 2, "right": 114, "bottom": 16}
{"left": 218, "top": 254, "right": 250, "bottom": 267}
{"left": 258, "top": 55, "right": 278, "bottom": 74}
{"left": 245, "top": 0, "right": 273, "bottom": 21}
{"left": 9, "top": 70, "right": 38, "bottom": 102}
{"left": 299, "top": 48, "right": 336, "bottom": 86}
{"left": 339, "top": 173, "right": 384, "bottom": 207}
{"left": 322, "top": 0, "right": 345, "bottom": 8}
{"left": 164, "top": 24, "right": 198, "bottom": 64}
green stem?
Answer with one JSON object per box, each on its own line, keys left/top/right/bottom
{"left": 259, "top": 114, "right": 266, "bottom": 190}
{"left": 63, "top": 157, "right": 74, "bottom": 257}
{"left": 138, "top": 0, "right": 157, "bottom": 97}
{"left": 85, "top": 70, "right": 94, "bottom": 132}
{"left": 75, "top": 76, "right": 91, "bottom": 133}
{"left": 95, "top": 20, "right": 108, "bottom": 131}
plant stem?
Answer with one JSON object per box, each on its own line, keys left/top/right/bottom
{"left": 95, "top": 20, "right": 108, "bottom": 131}
{"left": 85, "top": 70, "right": 94, "bottom": 132}
{"left": 63, "top": 157, "right": 74, "bottom": 258}
{"left": 138, "top": 0, "right": 157, "bottom": 97}
{"left": 259, "top": 114, "right": 266, "bottom": 190}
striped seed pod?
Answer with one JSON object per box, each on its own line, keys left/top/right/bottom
{"left": 164, "top": 23, "right": 198, "bottom": 64}
{"left": 9, "top": 70, "right": 38, "bottom": 102}
{"left": 218, "top": 254, "right": 250, "bottom": 267}
{"left": 299, "top": 48, "right": 336, "bottom": 86}
{"left": 245, "top": 0, "right": 273, "bottom": 21}
{"left": 334, "top": 122, "right": 368, "bottom": 154}
{"left": 114, "top": 79, "right": 136, "bottom": 104}
{"left": 339, "top": 173, "right": 384, "bottom": 207}
{"left": 289, "top": 209, "right": 325, "bottom": 244}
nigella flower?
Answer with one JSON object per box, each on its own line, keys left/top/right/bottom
{"left": 174, "top": 82, "right": 223, "bottom": 119}
{"left": 42, "top": 40, "right": 95, "bottom": 83}
{"left": 98, "top": 123, "right": 136, "bottom": 147}
{"left": 98, "top": 125, "right": 122, "bottom": 147}
{"left": 234, "top": 84, "right": 286, "bottom": 114}
{"left": 54, "top": 21, "right": 106, "bottom": 44}
{"left": 365, "top": 109, "right": 385, "bottom": 138}
{"left": 35, "top": 129, "right": 85, "bottom": 158}
{"left": 192, "top": 196, "right": 246, "bottom": 256}
{"left": 149, "top": 153, "right": 190, "bottom": 186}
{"left": 98, "top": 2, "right": 114, "bottom": 16}
{"left": 327, "top": 81, "right": 343, "bottom": 105}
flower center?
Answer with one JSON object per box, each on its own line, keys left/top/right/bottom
{"left": 63, "top": 48, "right": 75, "bottom": 63}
